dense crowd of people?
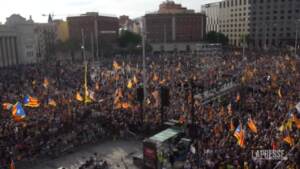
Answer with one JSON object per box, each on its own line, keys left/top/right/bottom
{"left": 0, "top": 51, "right": 299, "bottom": 169}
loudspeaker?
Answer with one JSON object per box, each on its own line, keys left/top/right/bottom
{"left": 160, "top": 86, "right": 170, "bottom": 107}
{"left": 136, "top": 87, "right": 144, "bottom": 103}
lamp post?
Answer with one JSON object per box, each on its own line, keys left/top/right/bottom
{"left": 142, "top": 17, "right": 147, "bottom": 99}
{"left": 295, "top": 19, "right": 300, "bottom": 57}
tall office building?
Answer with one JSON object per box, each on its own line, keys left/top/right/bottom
{"left": 201, "top": 2, "right": 220, "bottom": 33}
{"left": 145, "top": 1, "right": 206, "bottom": 52}
{"left": 0, "top": 14, "right": 37, "bottom": 68}
{"left": 67, "top": 12, "right": 119, "bottom": 58}
{"left": 203, "top": 0, "right": 300, "bottom": 48}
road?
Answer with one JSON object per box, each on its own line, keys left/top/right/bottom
{"left": 18, "top": 140, "right": 142, "bottom": 169}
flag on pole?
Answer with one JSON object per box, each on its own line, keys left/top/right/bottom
{"left": 113, "top": 60, "right": 121, "bottom": 71}
{"left": 234, "top": 125, "right": 245, "bottom": 148}
{"left": 152, "top": 73, "right": 159, "bottom": 81}
{"left": 23, "top": 95, "right": 40, "bottom": 108}
{"left": 277, "top": 87, "right": 282, "bottom": 98}
{"left": 43, "top": 78, "right": 49, "bottom": 88}
{"left": 12, "top": 102, "right": 26, "bottom": 122}
{"left": 247, "top": 117, "right": 258, "bottom": 133}
{"left": 48, "top": 98, "right": 57, "bottom": 107}
{"left": 133, "top": 75, "right": 138, "bottom": 84}
{"left": 283, "top": 135, "right": 294, "bottom": 146}
{"left": 75, "top": 92, "right": 83, "bottom": 102}
{"left": 95, "top": 82, "right": 100, "bottom": 91}
{"left": 127, "top": 79, "right": 133, "bottom": 89}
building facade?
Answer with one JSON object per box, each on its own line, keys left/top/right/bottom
{"left": 203, "top": 0, "right": 300, "bottom": 48}
{"left": 201, "top": 2, "right": 220, "bottom": 33}
{"left": 67, "top": 12, "right": 119, "bottom": 58}
{"left": 0, "top": 26, "right": 18, "bottom": 67}
{"left": 0, "top": 14, "right": 38, "bottom": 68}
{"left": 119, "top": 15, "right": 134, "bottom": 32}
{"left": 158, "top": 0, "right": 194, "bottom": 14}
{"left": 145, "top": 1, "right": 206, "bottom": 52}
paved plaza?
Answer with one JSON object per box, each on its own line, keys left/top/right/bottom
{"left": 18, "top": 140, "right": 141, "bottom": 169}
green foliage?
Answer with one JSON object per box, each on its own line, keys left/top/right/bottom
{"left": 118, "top": 30, "right": 142, "bottom": 48}
{"left": 206, "top": 31, "right": 229, "bottom": 45}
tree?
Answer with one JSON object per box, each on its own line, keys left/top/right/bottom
{"left": 118, "top": 30, "right": 142, "bottom": 52}
{"left": 206, "top": 31, "right": 229, "bottom": 45}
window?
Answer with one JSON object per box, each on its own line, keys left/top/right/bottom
{"left": 273, "top": 10, "right": 278, "bottom": 14}
{"left": 244, "top": 0, "right": 247, "bottom": 5}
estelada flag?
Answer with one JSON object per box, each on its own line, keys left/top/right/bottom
{"left": 247, "top": 117, "right": 258, "bottom": 133}
{"left": 12, "top": 102, "right": 26, "bottom": 122}
{"left": 23, "top": 95, "right": 40, "bottom": 108}
{"left": 283, "top": 135, "right": 294, "bottom": 146}
{"left": 234, "top": 125, "right": 245, "bottom": 148}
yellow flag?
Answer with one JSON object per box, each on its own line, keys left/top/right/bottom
{"left": 133, "top": 75, "right": 138, "bottom": 84}
{"left": 127, "top": 79, "right": 133, "bottom": 89}
{"left": 113, "top": 60, "right": 121, "bottom": 71}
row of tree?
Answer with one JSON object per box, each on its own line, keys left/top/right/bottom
{"left": 53, "top": 30, "right": 235, "bottom": 59}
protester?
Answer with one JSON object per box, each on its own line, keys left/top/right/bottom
{"left": 0, "top": 52, "right": 299, "bottom": 169}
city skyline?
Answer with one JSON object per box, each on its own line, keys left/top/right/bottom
{"left": 0, "top": 0, "right": 220, "bottom": 23}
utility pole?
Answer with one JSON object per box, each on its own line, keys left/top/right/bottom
{"left": 295, "top": 20, "right": 300, "bottom": 57}
{"left": 164, "top": 24, "right": 166, "bottom": 53}
{"left": 81, "top": 29, "right": 86, "bottom": 62}
{"left": 94, "top": 18, "right": 99, "bottom": 61}
{"left": 142, "top": 17, "right": 147, "bottom": 98}
{"left": 91, "top": 32, "right": 94, "bottom": 62}
{"left": 242, "top": 34, "right": 245, "bottom": 59}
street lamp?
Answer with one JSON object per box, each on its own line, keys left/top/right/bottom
{"left": 294, "top": 19, "right": 300, "bottom": 57}
{"left": 141, "top": 17, "right": 147, "bottom": 99}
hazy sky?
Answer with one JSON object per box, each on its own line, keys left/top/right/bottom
{"left": 0, "top": 0, "right": 220, "bottom": 23}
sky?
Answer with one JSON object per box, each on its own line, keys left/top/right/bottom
{"left": 0, "top": 0, "right": 220, "bottom": 23}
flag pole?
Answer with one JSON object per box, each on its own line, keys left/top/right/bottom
{"left": 81, "top": 29, "right": 88, "bottom": 105}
